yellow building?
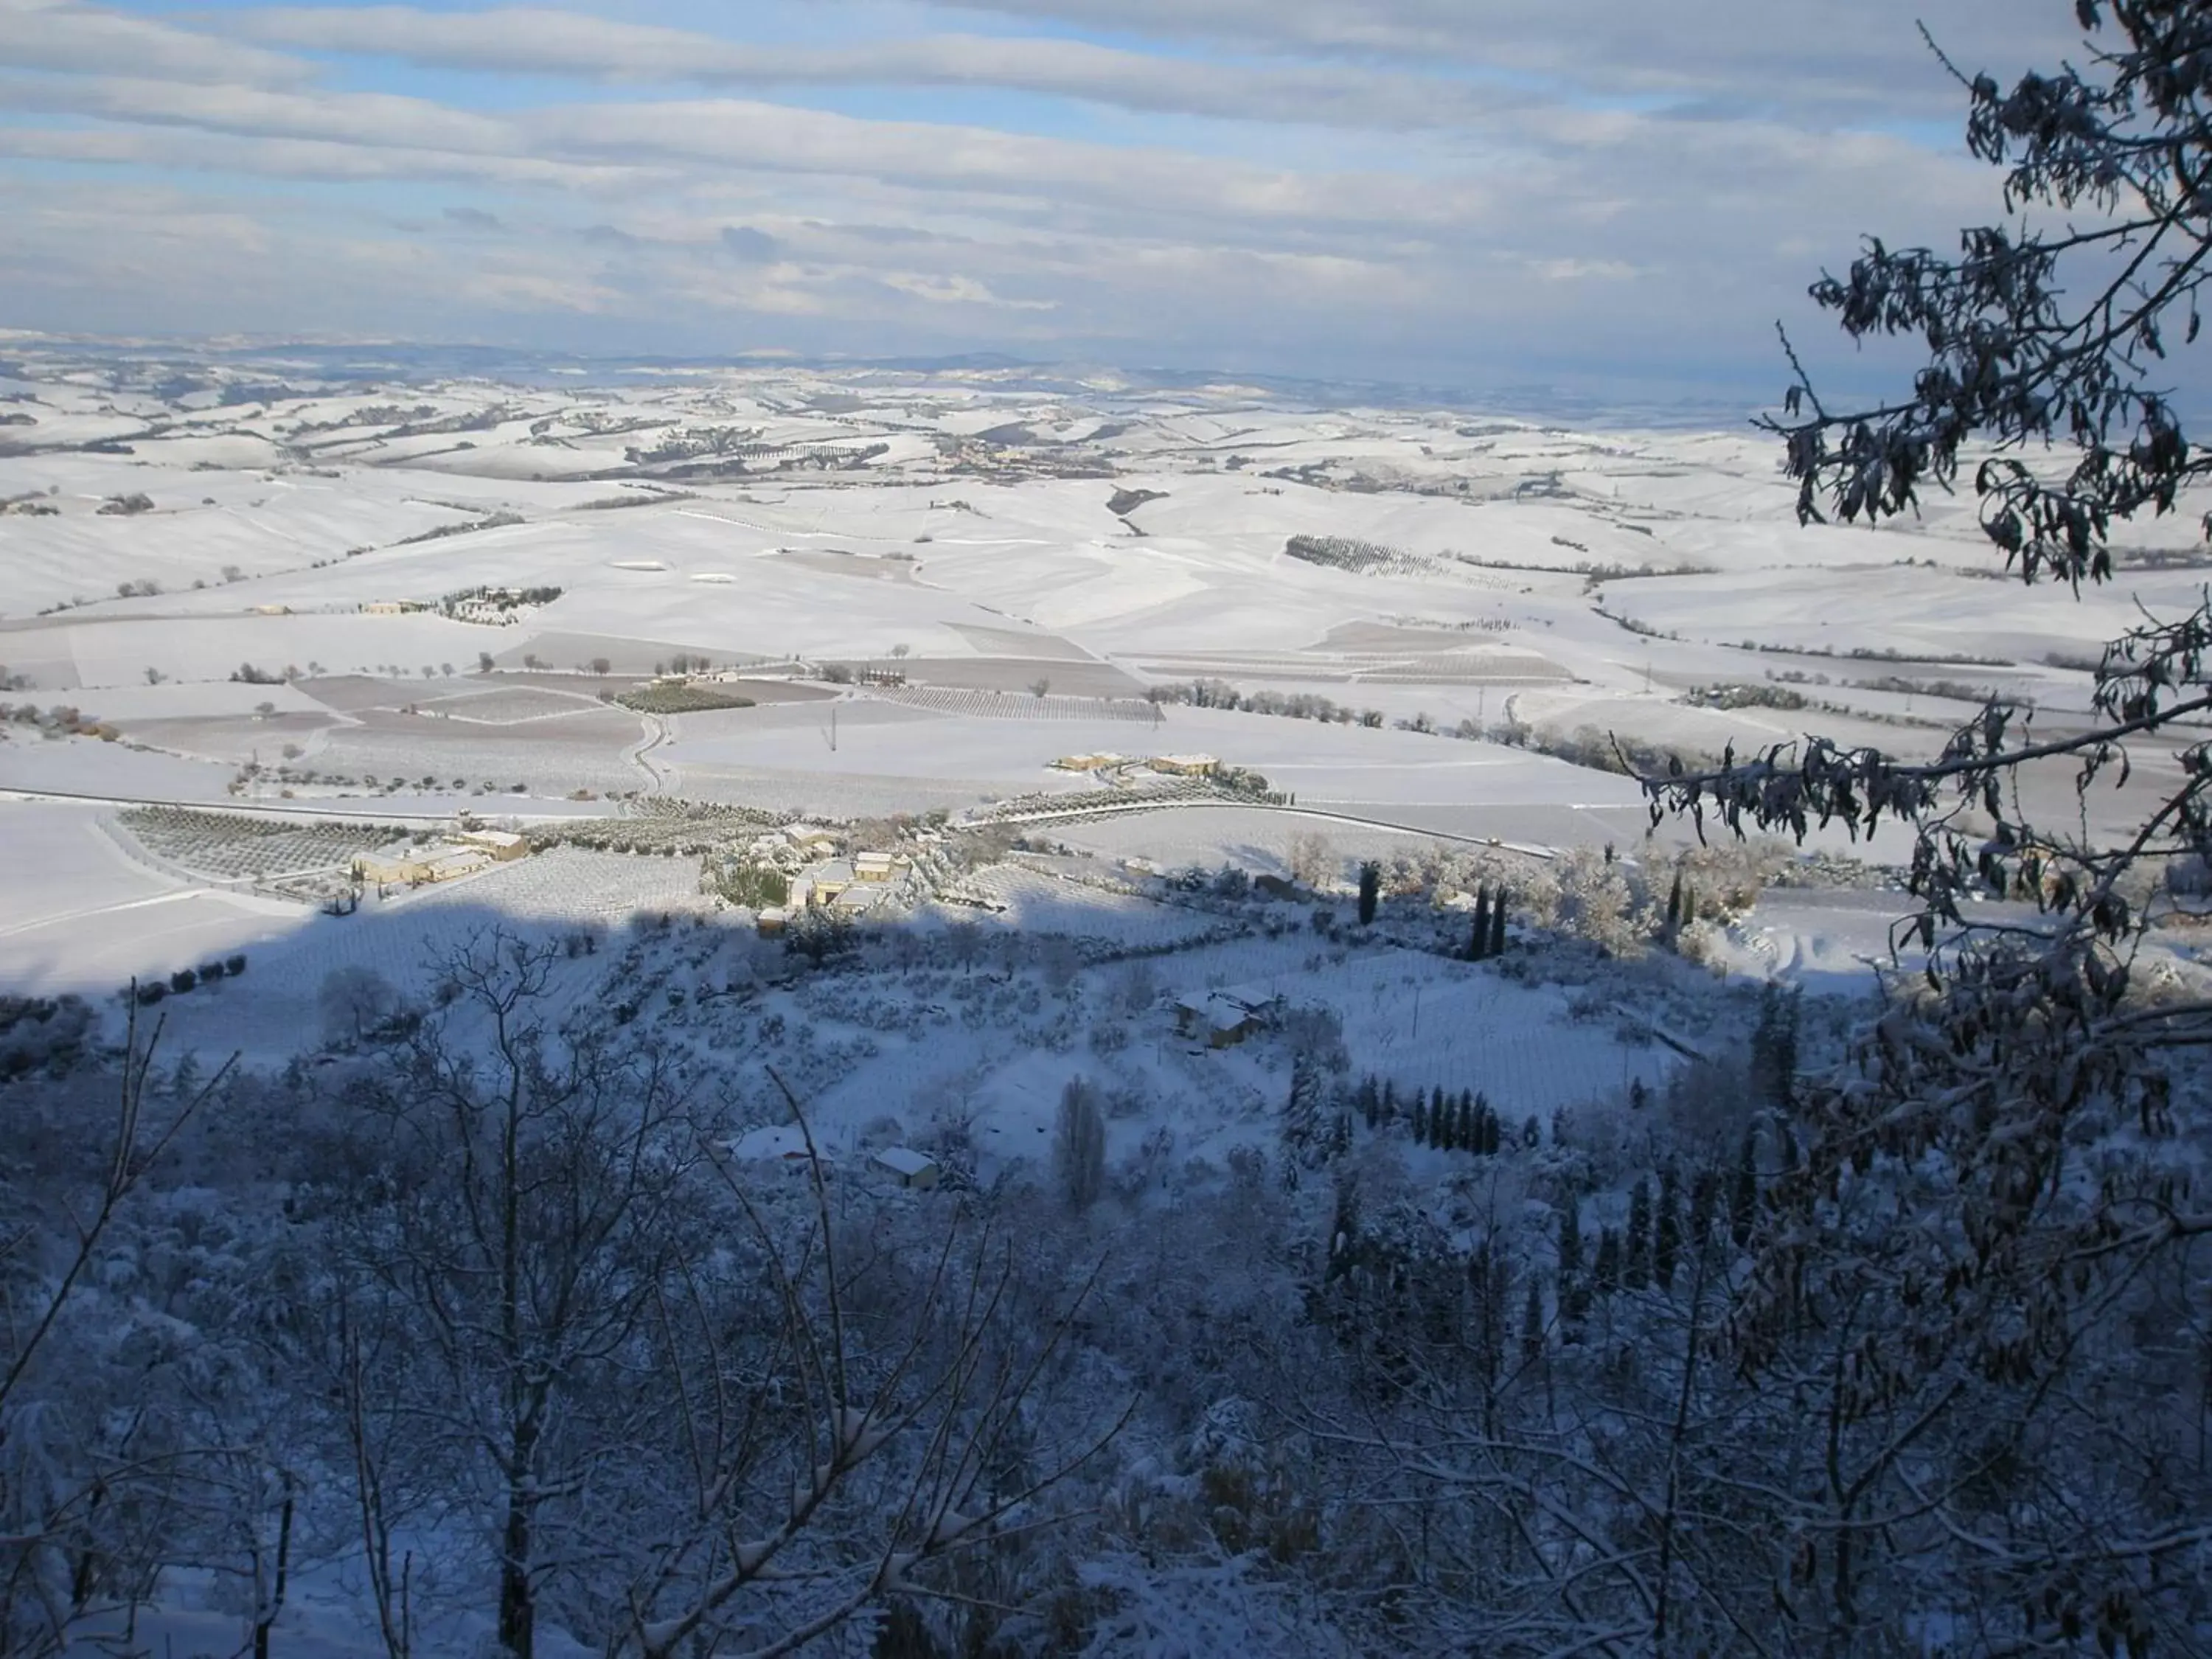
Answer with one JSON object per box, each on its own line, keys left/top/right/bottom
{"left": 458, "top": 829, "right": 529, "bottom": 862}
{"left": 1150, "top": 754, "right": 1220, "bottom": 776}
{"left": 855, "top": 852, "right": 911, "bottom": 883}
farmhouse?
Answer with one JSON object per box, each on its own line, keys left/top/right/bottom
{"left": 352, "top": 824, "right": 526, "bottom": 888}
{"left": 355, "top": 839, "right": 495, "bottom": 888}
{"left": 806, "top": 860, "right": 856, "bottom": 905}
{"left": 854, "top": 851, "right": 911, "bottom": 883}
{"left": 1173, "top": 991, "right": 1270, "bottom": 1048}
{"left": 872, "top": 1147, "right": 940, "bottom": 1189}
{"left": 1053, "top": 752, "right": 1126, "bottom": 772}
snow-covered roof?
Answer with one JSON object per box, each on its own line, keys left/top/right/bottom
{"left": 1177, "top": 990, "right": 1265, "bottom": 1031}
{"left": 728, "top": 1124, "right": 815, "bottom": 1163}
{"left": 873, "top": 1146, "right": 936, "bottom": 1177}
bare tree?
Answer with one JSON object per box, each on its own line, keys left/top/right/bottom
{"left": 322, "top": 935, "right": 703, "bottom": 1658}
{"left": 316, "top": 939, "right": 1122, "bottom": 1658}
{"left": 597, "top": 1091, "right": 1126, "bottom": 1657}
{"left": 0, "top": 1004, "right": 232, "bottom": 1658}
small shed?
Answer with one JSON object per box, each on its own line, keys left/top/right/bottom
{"left": 756, "top": 906, "right": 788, "bottom": 936}
{"left": 872, "top": 1147, "right": 941, "bottom": 1190}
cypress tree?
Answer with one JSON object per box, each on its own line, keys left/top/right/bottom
{"left": 1560, "top": 1201, "right": 1587, "bottom": 1322}
{"left": 1490, "top": 890, "right": 1508, "bottom": 957}
{"left": 1775, "top": 987, "right": 1801, "bottom": 1110}
{"left": 1731, "top": 1130, "right": 1759, "bottom": 1246}
{"left": 1593, "top": 1227, "right": 1621, "bottom": 1298}
{"left": 1411, "top": 1091, "right": 1429, "bottom": 1146}
{"left": 1625, "top": 1178, "right": 1652, "bottom": 1290}
{"left": 1520, "top": 1275, "right": 1546, "bottom": 1363}
{"left": 1751, "top": 981, "right": 1796, "bottom": 1107}
{"left": 1381, "top": 1078, "right": 1397, "bottom": 1123}
{"left": 1326, "top": 1176, "right": 1362, "bottom": 1283}
{"left": 1282, "top": 1053, "right": 1324, "bottom": 1171}
{"left": 1682, "top": 882, "right": 1696, "bottom": 925}
{"left": 1689, "top": 1166, "right": 1718, "bottom": 1252}
{"left": 1654, "top": 1160, "right": 1681, "bottom": 1292}
{"left": 1359, "top": 1074, "right": 1380, "bottom": 1130}
{"left": 1357, "top": 860, "right": 1381, "bottom": 925}
{"left": 1482, "top": 1247, "right": 1512, "bottom": 1386}
{"left": 1471, "top": 887, "right": 1492, "bottom": 960}
{"left": 1666, "top": 867, "right": 1683, "bottom": 931}
{"left": 1456, "top": 1089, "right": 1475, "bottom": 1153}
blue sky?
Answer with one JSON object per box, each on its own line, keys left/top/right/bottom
{"left": 0, "top": 0, "right": 2084, "bottom": 401}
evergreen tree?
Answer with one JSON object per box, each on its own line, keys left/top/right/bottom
{"left": 1666, "top": 866, "right": 1683, "bottom": 932}
{"left": 1559, "top": 1200, "right": 1588, "bottom": 1323}
{"left": 1480, "top": 1245, "right": 1512, "bottom": 1388}
{"left": 1281, "top": 1051, "right": 1326, "bottom": 1175}
{"left": 1654, "top": 1159, "right": 1681, "bottom": 1292}
{"left": 1593, "top": 1226, "right": 1621, "bottom": 1298}
{"left": 1625, "top": 1178, "right": 1652, "bottom": 1291}
{"left": 1523, "top": 1113, "right": 1540, "bottom": 1149}
{"left": 1490, "top": 889, "right": 1507, "bottom": 957}
{"left": 1478, "top": 1093, "right": 1498, "bottom": 1155}
{"left": 1410, "top": 1091, "right": 1429, "bottom": 1146}
{"left": 1326, "top": 1175, "right": 1362, "bottom": 1284}
{"left": 1455, "top": 1088, "right": 1475, "bottom": 1154}
{"left": 1688, "top": 1165, "right": 1719, "bottom": 1253}
{"left": 1520, "top": 1275, "right": 1546, "bottom": 1364}
{"left": 1380, "top": 1077, "right": 1397, "bottom": 1124}
{"left": 1775, "top": 987, "right": 1801, "bottom": 1110}
{"left": 1750, "top": 981, "right": 1800, "bottom": 1108}
{"left": 1730, "top": 1129, "right": 1759, "bottom": 1247}
{"left": 1358, "top": 1074, "right": 1380, "bottom": 1130}
{"left": 1471, "top": 887, "right": 1492, "bottom": 960}
{"left": 1357, "top": 860, "right": 1381, "bottom": 925}
{"left": 1629, "top": 1077, "right": 1650, "bottom": 1112}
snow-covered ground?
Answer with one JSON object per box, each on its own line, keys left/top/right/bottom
{"left": 2, "top": 344, "right": 2192, "bottom": 1010}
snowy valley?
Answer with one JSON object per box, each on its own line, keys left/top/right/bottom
{"left": 2, "top": 342, "right": 2208, "bottom": 1658}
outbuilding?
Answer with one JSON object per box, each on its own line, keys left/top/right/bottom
{"left": 872, "top": 1147, "right": 941, "bottom": 1189}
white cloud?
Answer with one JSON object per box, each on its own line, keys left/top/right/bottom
{"left": 879, "top": 271, "right": 1055, "bottom": 309}
{"left": 1, "top": 0, "right": 311, "bottom": 88}
{"left": 900, "top": 0, "right": 2081, "bottom": 117}
{"left": 210, "top": 5, "right": 1526, "bottom": 131}
{"left": 0, "top": 0, "right": 2074, "bottom": 392}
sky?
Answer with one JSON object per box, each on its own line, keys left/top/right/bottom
{"left": 0, "top": 0, "right": 2090, "bottom": 402}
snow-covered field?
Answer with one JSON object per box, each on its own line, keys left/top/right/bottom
{"left": 1, "top": 341, "right": 2191, "bottom": 1009}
